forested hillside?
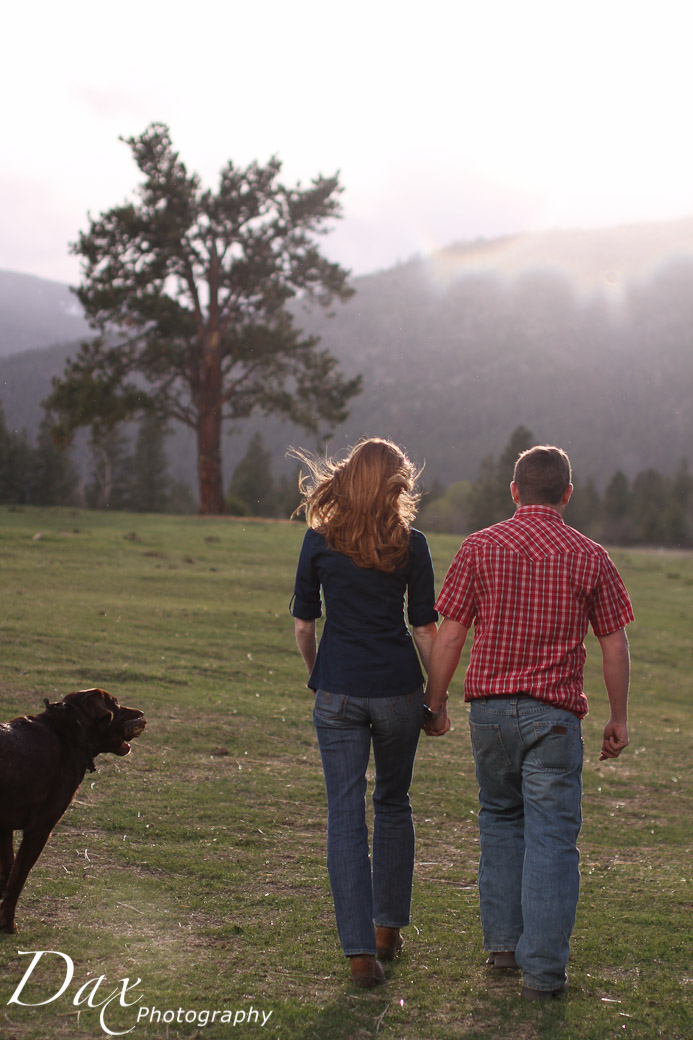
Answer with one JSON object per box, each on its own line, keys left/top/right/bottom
{"left": 1, "top": 218, "right": 692, "bottom": 492}
{"left": 294, "top": 250, "right": 693, "bottom": 485}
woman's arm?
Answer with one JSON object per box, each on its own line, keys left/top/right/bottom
{"left": 411, "top": 621, "right": 439, "bottom": 673}
{"left": 294, "top": 618, "right": 317, "bottom": 676}
{"left": 407, "top": 532, "right": 439, "bottom": 674}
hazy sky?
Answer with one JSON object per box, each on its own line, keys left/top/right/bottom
{"left": 3, "top": 0, "right": 692, "bottom": 285}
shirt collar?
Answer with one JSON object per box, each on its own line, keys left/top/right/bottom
{"left": 513, "top": 504, "right": 565, "bottom": 524}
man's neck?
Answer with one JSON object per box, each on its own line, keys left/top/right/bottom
{"left": 516, "top": 501, "right": 566, "bottom": 515}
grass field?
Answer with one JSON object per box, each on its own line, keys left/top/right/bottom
{"left": 0, "top": 506, "right": 690, "bottom": 1040}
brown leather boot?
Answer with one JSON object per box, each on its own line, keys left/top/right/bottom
{"left": 486, "top": 951, "right": 518, "bottom": 969}
{"left": 521, "top": 981, "right": 568, "bottom": 1001}
{"left": 375, "top": 926, "right": 403, "bottom": 960}
{"left": 349, "top": 955, "right": 385, "bottom": 988}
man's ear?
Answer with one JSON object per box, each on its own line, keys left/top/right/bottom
{"left": 561, "top": 483, "right": 574, "bottom": 507}
{"left": 510, "top": 481, "right": 521, "bottom": 505}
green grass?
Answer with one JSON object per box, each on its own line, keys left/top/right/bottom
{"left": 0, "top": 506, "right": 691, "bottom": 1040}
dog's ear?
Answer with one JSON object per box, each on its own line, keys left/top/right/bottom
{"left": 64, "top": 689, "right": 116, "bottom": 722}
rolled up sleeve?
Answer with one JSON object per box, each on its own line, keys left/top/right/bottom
{"left": 435, "top": 542, "right": 477, "bottom": 628}
{"left": 290, "top": 529, "right": 323, "bottom": 620}
{"left": 588, "top": 553, "right": 635, "bottom": 636}
{"left": 406, "top": 531, "right": 439, "bottom": 627}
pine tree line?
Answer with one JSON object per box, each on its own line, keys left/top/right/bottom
{"left": 0, "top": 406, "right": 195, "bottom": 513}
{"left": 419, "top": 426, "right": 693, "bottom": 548}
{"left": 2, "top": 413, "right": 690, "bottom": 546}
{"left": 0, "top": 407, "right": 76, "bottom": 507}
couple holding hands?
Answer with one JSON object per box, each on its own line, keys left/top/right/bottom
{"left": 291, "top": 438, "right": 633, "bottom": 1000}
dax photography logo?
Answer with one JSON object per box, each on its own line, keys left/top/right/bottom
{"left": 7, "top": 950, "right": 274, "bottom": 1036}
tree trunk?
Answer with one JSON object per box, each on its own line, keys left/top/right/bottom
{"left": 197, "top": 331, "right": 225, "bottom": 515}
{"left": 198, "top": 405, "right": 225, "bottom": 515}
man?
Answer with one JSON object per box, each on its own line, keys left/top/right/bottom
{"left": 423, "top": 445, "right": 633, "bottom": 1000}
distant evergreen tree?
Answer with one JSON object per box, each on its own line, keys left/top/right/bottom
{"left": 0, "top": 404, "right": 11, "bottom": 500}
{"left": 227, "top": 434, "right": 276, "bottom": 516}
{"left": 602, "top": 470, "right": 635, "bottom": 543}
{"left": 31, "top": 416, "right": 78, "bottom": 505}
{"left": 4, "top": 428, "right": 34, "bottom": 504}
{"left": 663, "top": 459, "right": 693, "bottom": 546}
{"left": 632, "top": 468, "right": 668, "bottom": 544}
{"left": 467, "top": 425, "right": 535, "bottom": 529}
{"left": 130, "top": 414, "right": 171, "bottom": 513}
{"left": 275, "top": 463, "right": 303, "bottom": 519}
{"left": 564, "top": 476, "right": 601, "bottom": 537}
{"left": 466, "top": 452, "right": 497, "bottom": 531}
{"left": 499, "top": 425, "right": 535, "bottom": 482}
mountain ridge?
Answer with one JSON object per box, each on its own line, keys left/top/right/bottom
{"left": 1, "top": 216, "right": 691, "bottom": 491}
{"left": 0, "top": 268, "right": 91, "bottom": 357}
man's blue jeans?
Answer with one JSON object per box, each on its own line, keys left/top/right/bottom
{"left": 313, "top": 687, "right": 423, "bottom": 956}
{"left": 469, "top": 695, "right": 583, "bottom": 991}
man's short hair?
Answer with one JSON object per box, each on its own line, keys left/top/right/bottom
{"left": 513, "top": 445, "right": 572, "bottom": 505}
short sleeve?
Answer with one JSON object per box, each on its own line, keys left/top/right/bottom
{"left": 588, "top": 553, "right": 634, "bottom": 636}
{"left": 406, "top": 530, "right": 438, "bottom": 627}
{"left": 290, "top": 529, "right": 323, "bottom": 620}
{"left": 435, "top": 540, "right": 477, "bottom": 627}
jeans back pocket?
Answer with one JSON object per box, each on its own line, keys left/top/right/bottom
{"left": 313, "top": 689, "right": 348, "bottom": 722}
{"left": 469, "top": 721, "right": 513, "bottom": 770}
{"left": 528, "top": 719, "right": 582, "bottom": 773}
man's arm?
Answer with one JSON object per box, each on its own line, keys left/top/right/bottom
{"left": 294, "top": 618, "right": 317, "bottom": 676}
{"left": 596, "top": 628, "right": 630, "bottom": 760}
{"left": 423, "top": 617, "right": 469, "bottom": 735}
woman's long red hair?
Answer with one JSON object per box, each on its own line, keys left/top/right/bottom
{"left": 290, "top": 438, "right": 421, "bottom": 572}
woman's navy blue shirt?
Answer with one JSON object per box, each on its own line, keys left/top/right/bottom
{"left": 291, "top": 527, "right": 438, "bottom": 698}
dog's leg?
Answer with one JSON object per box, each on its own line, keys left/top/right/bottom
{"left": 0, "top": 830, "right": 14, "bottom": 898}
{"left": 0, "top": 826, "right": 53, "bottom": 934}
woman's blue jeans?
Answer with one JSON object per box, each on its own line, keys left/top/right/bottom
{"left": 469, "top": 695, "right": 583, "bottom": 992}
{"left": 313, "top": 687, "right": 423, "bottom": 956}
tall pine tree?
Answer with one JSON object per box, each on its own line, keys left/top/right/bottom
{"left": 44, "top": 123, "right": 361, "bottom": 515}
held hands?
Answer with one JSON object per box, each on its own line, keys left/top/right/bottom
{"left": 424, "top": 705, "right": 450, "bottom": 737}
{"left": 600, "top": 719, "right": 629, "bottom": 760}
{"left": 423, "top": 692, "right": 451, "bottom": 737}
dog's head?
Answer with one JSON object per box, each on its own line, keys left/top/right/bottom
{"left": 61, "top": 689, "right": 146, "bottom": 758}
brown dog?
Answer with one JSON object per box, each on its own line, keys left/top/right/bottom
{"left": 0, "top": 688, "right": 146, "bottom": 933}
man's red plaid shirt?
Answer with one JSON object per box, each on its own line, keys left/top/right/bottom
{"left": 435, "top": 505, "right": 634, "bottom": 717}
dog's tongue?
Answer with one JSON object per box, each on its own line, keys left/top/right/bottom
{"left": 116, "top": 740, "right": 131, "bottom": 756}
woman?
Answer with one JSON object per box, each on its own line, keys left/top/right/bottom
{"left": 290, "top": 437, "right": 440, "bottom": 988}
